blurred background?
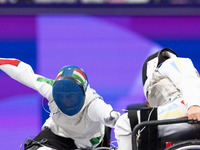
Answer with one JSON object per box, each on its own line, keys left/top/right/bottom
{"left": 0, "top": 1, "right": 200, "bottom": 149}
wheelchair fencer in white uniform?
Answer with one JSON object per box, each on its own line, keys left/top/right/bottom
{"left": 0, "top": 59, "right": 120, "bottom": 150}
{"left": 115, "top": 48, "right": 200, "bottom": 150}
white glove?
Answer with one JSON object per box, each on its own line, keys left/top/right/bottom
{"left": 104, "top": 111, "right": 120, "bottom": 128}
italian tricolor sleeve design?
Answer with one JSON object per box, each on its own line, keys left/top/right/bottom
{"left": 0, "top": 58, "right": 21, "bottom": 67}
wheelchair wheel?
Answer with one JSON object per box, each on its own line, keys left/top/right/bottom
{"left": 164, "top": 139, "right": 200, "bottom": 150}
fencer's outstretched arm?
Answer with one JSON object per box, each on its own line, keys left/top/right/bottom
{"left": 0, "top": 58, "right": 53, "bottom": 100}
{"left": 88, "top": 98, "right": 120, "bottom": 128}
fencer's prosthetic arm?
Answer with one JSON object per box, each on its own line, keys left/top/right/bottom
{"left": 104, "top": 110, "right": 120, "bottom": 128}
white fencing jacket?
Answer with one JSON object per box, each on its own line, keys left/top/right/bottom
{"left": 115, "top": 57, "right": 200, "bottom": 150}
{"left": 0, "top": 58, "right": 113, "bottom": 149}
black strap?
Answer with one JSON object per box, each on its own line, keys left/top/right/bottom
{"left": 25, "top": 127, "right": 111, "bottom": 150}
{"left": 128, "top": 110, "right": 138, "bottom": 131}
{"left": 24, "top": 139, "right": 42, "bottom": 150}
{"left": 140, "top": 107, "right": 157, "bottom": 121}
{"left": 96, "top": 126, "right": 111, "bottom": 148}
{"left": 25, "top": 129, "right": 77, "bottom": 150}
{"left": 140, "top": 107, "right": 158, "bottom": 150}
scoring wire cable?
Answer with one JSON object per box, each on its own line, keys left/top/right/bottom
{"left": 136, "top": 107, "right": 155, "bottom": 150}
{"left": 19, "top": 135, "right": 36, "bottom": 150}
{"left": 42, "top": 96, "right": 51, "bottom": 114}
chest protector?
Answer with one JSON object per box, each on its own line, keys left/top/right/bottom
{"left": 147, "top": 68, "right": 181, "bottom": 107}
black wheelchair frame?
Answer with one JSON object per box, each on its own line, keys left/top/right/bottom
{"left": 132, "top": 118, "right": 200, "bottom": 150}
